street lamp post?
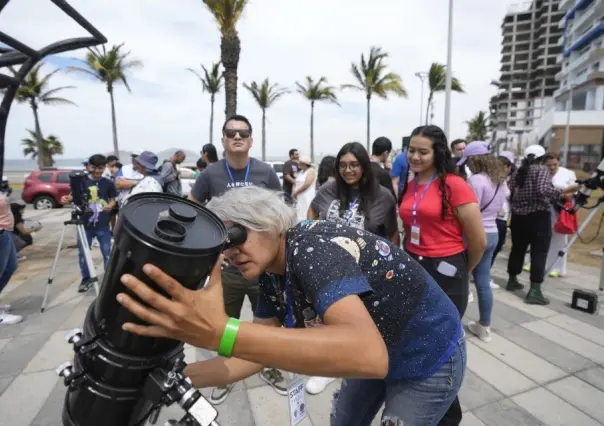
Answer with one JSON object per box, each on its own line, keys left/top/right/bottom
{"left": 444, "top": 0, "right": 454, "bottom": 141}
{"left": 415, "top": 71, "right": 428, "bottom": 126}
{"left": 562, "top": 84, "right": 575, "bottom": 168}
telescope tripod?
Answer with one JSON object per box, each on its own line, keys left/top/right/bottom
{"left": 41, "top": 212, "right": 100, "bottom": 312}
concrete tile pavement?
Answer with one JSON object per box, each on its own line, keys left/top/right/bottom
{"left": 0, "top": 209, "right": 603, "bottom": 425}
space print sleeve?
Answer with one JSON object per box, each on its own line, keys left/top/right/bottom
{"left": 288, "top": 234, "right": 372, "bottom": 316}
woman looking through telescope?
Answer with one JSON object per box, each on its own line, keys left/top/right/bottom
{"left": 115, "top": 186, "right": 466, "bottom": 426}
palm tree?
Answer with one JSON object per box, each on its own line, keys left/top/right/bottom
{"left": 466, "top": 111, "right": 489, "bottom": 141}
{"left": 296, "top": 76, "right": 339, "bottom": 162}
{"left": 11, "top": 64, "right": 75, "bottom": 168}
{"left": 202, "top": 0, "right": 249, "bottom": 117}
{"left": 21, "top": 129, "right": 64, "bottom": 167}
{"left": 68, "top": 43, "right": 142, "bottom": 156}
{"left": 187, "top": 62, "right": 224, "bottom": 145}
{"left": 341, "top": 46, "right": 407, "bottom": 150}
{"left": 425, "top": 62, "right": 464, "bottom": 125}
{"left": 243, "top": 78, "right": 288, "bottom": 161}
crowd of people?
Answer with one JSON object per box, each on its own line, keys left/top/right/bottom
{"left": 0, "top": 113, "right": 582, "bottom": 425}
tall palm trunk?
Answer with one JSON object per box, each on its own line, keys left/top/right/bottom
{"left": 221, "top": 35, "right": 240, "bottom": 117}
{"left": 261, "top": 108, "right": 266, "bottom": 161}
{"left": 108, "top": 88, "right": 119, "bottom": 156}
{"left": 209, "top": 93, "right": 215, "bottom": 144}
{"left": 366, "top": 95, "right": 371, "bottom": 151}
{"left": 310, "top": 100, "right": 315, "bottom": 163}
{"left": 30, "top": 101, "right": 44, "bottom": 169}
{"left": 425, "top": 92, "right": 434, "bottom": 126}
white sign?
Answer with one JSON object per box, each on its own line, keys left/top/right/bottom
{"left": 287, "top": 375, "right": 307, "bottom": 426}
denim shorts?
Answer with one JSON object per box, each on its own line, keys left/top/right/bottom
{"left": 330, "top": 338, "right": 467, "bottom": 426}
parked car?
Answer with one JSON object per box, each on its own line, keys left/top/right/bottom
{"left": 267, "top": 161, "right": 284, "bottom": 181}
{"left": 22, "top": 169, "right": 74, "bottom": 209}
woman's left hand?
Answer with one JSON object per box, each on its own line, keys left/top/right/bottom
{"left": 116, "top": 256, "right": 229, "bottom": 351}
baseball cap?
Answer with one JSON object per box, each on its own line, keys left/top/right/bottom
{"left": 133, "top": 151, "right": 159, "bottom": 171}
{"left": 498, "top": 151, "right": 516, "bottom": 164}
{"left": 131, "top": 149, "right": 144, "bottom": 157}
{"left": 456, "top": 141, "right": 490, "bottom": 166}
{"left": 524, "top": 144, "right": 545, "bottom": 158}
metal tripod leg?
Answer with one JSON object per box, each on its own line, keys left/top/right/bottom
{"left": 545, "top": 207, "right": 601, "bottom": 277}
{"left": 76, "top": 224, "right": 100, "bottom": 295}
{"left": 41, "top": 223, "right": 68, "bottom": 313}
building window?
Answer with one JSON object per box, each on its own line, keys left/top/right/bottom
{"left": 572, "top": 91, "right": 587, "bottom": 110}
{"left": 567, "top": 145, "right": 602, "bottom": 172}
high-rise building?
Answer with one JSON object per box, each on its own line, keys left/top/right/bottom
{"left": 535, "top": 0, "right": 604, "bottom": 171}
{"left": 489, "top": 1, "right": 564, "bottom": 151}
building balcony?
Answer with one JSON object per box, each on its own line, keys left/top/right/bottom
{"left": 564, "top": 20, "right": 604, "bottom": 57}
{"left": 535, "top": 107, "right": 604, "bottom": 142}
{"left": 569, "top": 0, "right": 603, "bottom": 37}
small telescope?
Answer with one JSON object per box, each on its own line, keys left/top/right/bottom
{"left": 56, "top": 193, "right": 246, "bottom": 426}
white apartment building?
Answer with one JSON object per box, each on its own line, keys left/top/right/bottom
{"left": 490, "top": 1, "right": 564, "bottom": 153}
{"left": 535, "top": 0, "right": 604, "bottom": 171}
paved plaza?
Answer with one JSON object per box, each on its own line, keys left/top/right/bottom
{"left": 0, "top": 208, "right": 603, "bottom": 426}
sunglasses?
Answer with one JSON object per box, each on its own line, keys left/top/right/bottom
{"left": 224, "top": 129, "right": 251, "bottom": 139}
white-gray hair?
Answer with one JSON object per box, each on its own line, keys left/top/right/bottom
{"left": 206, "top": 186, "right": 297, "bottom": 235}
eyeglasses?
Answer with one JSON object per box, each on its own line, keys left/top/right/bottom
{"left": 224, "top": 129, "right": 251, "bottom": 139}
{"left": 338, "top": 162, "right": 361, "bottom": 171}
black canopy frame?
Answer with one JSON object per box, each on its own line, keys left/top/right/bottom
{"left": 0, "top": 0, "right": 106, "bottom": 179}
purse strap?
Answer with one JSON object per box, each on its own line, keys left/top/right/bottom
{"left": 480, "top": 183, "right": 501, "bottom": 212}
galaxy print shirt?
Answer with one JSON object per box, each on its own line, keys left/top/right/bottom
{"left": 256, "top": 220, "right": 463, "bottom": 381}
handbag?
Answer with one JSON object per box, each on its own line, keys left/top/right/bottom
{"left": 480, "top": 183, "right": 501, "bottom": 212}
{"left": 554, "top": 200, "right": 578, "bottom": 234}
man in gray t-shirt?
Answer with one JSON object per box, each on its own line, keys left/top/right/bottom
{"left": 160, "top": 150, "right": 186, "bottom": 196}
{"left": 188, "top": 114, "right": 287, "bottom": 404}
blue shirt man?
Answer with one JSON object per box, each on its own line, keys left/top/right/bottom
{"left": 390, "top": 151, "right": 408, "bottom": 199}
{"left": 61, "top": 154, "right": 117, "bottom": 292}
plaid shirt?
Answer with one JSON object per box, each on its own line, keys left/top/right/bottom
{"left": 509, "top": 165, "right": 561, "bottom": 215}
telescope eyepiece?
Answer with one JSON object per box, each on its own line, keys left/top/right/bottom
{"left": 226, "top": 224, "right": 247, "bottom": 248}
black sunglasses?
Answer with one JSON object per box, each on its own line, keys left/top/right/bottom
{"left": 224, "top": 129, "right": 251, "bottom": 139}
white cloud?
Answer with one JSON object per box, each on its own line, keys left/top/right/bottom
{"left": 2, "top": 0, "right": 516, "bottom": 161}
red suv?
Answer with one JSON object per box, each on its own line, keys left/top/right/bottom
{"left": 22, "top": 169, "right": 73, "bottom": 209}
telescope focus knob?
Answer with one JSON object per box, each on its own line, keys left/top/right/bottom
{"left": 65, "top": 328, "right": 83, "bottom": 344}
{"left": 56, "top": 361, "right": 74, "bottom": 378}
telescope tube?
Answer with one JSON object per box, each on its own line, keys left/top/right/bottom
{"left": 57, "top": 193, "right": 228, "bottom": 426}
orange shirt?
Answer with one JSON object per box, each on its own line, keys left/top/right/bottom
{"left": 0, "top": 193, "right": 14, "bottom": 231}
{"left": 399, "top": 174, "right": 477, "bottom": 258}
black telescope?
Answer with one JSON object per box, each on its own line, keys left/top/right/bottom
{"left": 56, "top": 193, "right": 247, "bottom": 426}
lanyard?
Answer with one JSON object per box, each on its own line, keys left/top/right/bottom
{"left": 344, "top": 198, "right": 359, "bottom": 226}
{"left": 224, "top": 160, "right": 250, "bottom": 184}
{"left": 412, "top": 173, "right": 436, "bottom": 225}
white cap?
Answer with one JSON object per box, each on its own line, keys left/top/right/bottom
{"left": 524, "top": 144, "right": 545, "bottom": 158}
{"left": 131, "top": 149, "right": 144, "bottom": 157}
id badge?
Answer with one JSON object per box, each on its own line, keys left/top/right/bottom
{"left": 410, "top": 225, "right": 421, "bottom": 245}
{"left": 287, "top": 374, "right": 307, "bottom": 426}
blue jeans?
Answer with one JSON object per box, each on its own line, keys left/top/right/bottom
{"left": 472, "top": 232, "right": 498, "bottom": 326}
{"left": 78, "top": 226, "right": 112, "bottom": 280}
{"left": 330, "top": 339, "right": 466, "bottom": 426}
{"left": 0, "top": 231, "right": 18, "bottom": 295}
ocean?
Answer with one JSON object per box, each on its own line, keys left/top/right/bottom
{"left": 4, "top": 158, "right": 84, "bottom": 171}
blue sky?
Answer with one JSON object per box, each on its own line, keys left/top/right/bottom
{"left": 1, "top": 0, "right": 517, "bottom": 160}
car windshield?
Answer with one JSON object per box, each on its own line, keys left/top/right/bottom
{"left": 272, "top": 163, "right": 283, "bottom": 173}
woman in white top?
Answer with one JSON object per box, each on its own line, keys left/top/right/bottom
{"left": 544, "top": 152, "right": 577, "bottom": 277}
{"left": 292, "top": 155, "right": 317, "bottom": 223}
{"left": 490, "top": 151, "right": 516, "bottom": 288}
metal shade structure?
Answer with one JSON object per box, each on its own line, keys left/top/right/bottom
{"left": 0, "top": 0, "right": 107, "bottom": 180}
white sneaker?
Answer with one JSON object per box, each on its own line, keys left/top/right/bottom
{"left": 0, "top": 312, "right": 23, "bottom": 325}
{"left": 489, "top": 280, "right": 500, "bottom": 289}
{"left": 0, "top": 303, "right": 11, "bottom": 311}
{"left": 468, "top": 321, "right": 492, "bottom": 343}
{"left": 468, "top": 292, "right": 474, "bottom": 303}
{"left": 305, "top": 376, "right": 335, "bottom": 395}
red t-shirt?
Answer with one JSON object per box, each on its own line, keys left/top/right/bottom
{"left": 399, "top": 174, "right": 477, "bottom": 258}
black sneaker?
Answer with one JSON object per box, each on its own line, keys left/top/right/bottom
{"left": 259, "top": 368, "right": 288, "bottom": 396}
{"left": 506, "top": 276, "right": 524, "bottom": 291}
{"left": 77, "top": 278, "right": 93, "bottom": 293}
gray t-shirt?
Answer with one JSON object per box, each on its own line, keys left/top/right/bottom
{"left": 191, "top": 158, "right": 282, "bottom": 203}
{"left": 160, "top": 162, "right": 182, "bottom": 196}
{"left": 310, "top": 180, "right": 398, "bottom": 238}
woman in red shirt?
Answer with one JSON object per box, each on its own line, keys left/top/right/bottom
{"left": 399, "top": 125, "right": 486, "bottom": 426}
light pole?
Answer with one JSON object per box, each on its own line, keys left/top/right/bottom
{"left": 415, "top": 71, "right": 429, "bottom": 126}
{"left": 444, "top": 0, "right": 454, "bottom": 141}
{"left": 562, "top": 84, "right": 575, "bottom": 168}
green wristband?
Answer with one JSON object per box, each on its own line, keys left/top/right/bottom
{"left": 218, "top": 317, "right": 241, "bottom": 358}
